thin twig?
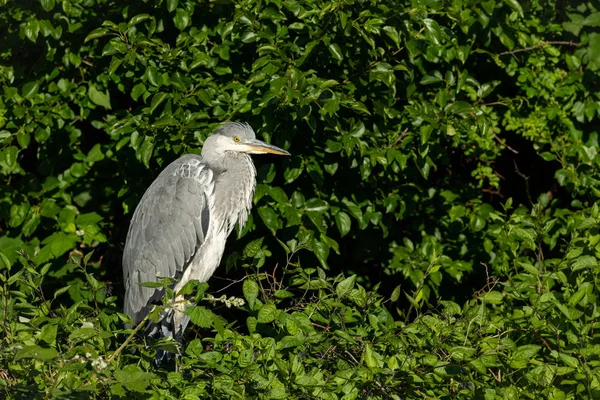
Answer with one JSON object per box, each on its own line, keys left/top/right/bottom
{"left": 488, "top": 368, "right": 502, "bottom": 382}
{"left": 344, "top": 350, "right": 360, "bottom": 365}
{"left": 493, "top": 133, "right": 519, "bottom": 154}
{"left": 391, "top": 128, "right": 409, "bottom": 147}
{"left": 272, "top": 263, "right": 280, "bottom": 291}
{"left": 513, "top": 160, "right": 533, "bottom": 205}
{"left": 343, "top": 48, "right": 404, "bottom": 84}
{"left": 213, "top": 275, "right": 248, "bottom": 294}
{"left": 311, "top": 322, "right": 330, "bottom": 332}
{"left": 414, "top": 390, "right": 438, "bottom": 400}
{"left": 482, "top": 188, "right": 504, "bottom": 198}
{"left": 498, "top": 41, "right": 581, "bottom": 56}
{"left": 539, "top": 336, "right": 553, "bottom": 352}
{"left": 473, "top": 262, "right": 500, "bottom": 298}
{"left": 490, "top": 328, "right": 516, "bottom": 339}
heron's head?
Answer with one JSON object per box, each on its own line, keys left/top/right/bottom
{"left": 203, "top": 122, "right": 290, "bottom": 156}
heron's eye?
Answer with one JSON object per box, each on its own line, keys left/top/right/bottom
{"left": 233, "top": 136, "right": 240, "bottom": 142}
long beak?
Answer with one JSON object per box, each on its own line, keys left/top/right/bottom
{"left": 242, "top": 139, "right": 290, "bottom": 156}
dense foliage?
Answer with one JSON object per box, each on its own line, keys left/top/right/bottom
{"left": 1, "top": 0, "right": 600, "bottom": 398}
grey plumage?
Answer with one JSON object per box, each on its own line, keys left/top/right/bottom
{"left": 122, "top": 122, "right": 289, "bottom": 362}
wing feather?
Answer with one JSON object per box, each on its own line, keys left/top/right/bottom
{"left": 123, "top": 154, "right": 214, "bottom": 324}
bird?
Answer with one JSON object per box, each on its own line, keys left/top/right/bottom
{"left": 122, "top": 122, "right": 290, "bottom": 363}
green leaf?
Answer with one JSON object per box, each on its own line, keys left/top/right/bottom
{"left": 325, "top": 140, "right": 342, "bottom": 153}
{"left": 585, "top": 12, "right": 600, "bottom": 27}
{"left": 166, "top": 0, "right": 178, "bottom": 12}
{"left": 238, "top": 349, "right": 254, "bottom": 368}
{"left": 146, "top": 65, "right": 161, "bottom": 87}
{"left": 9, "top": 203, "right": 30, "bottom": 227}
{"left": 0, "top": 146, "right": 20, "bottom": 174}
{"left": 21, "top": 82, "right": 39, "bottom": 99}
{"left": 334, "top": 330, "right": 357, "bottom": 344}
{"left": 391, "top": 285, "right": 401, "bottom": 302}
{"left": 149, "top": 92, "right": 169, "bottom": 113}
{"left": 243, "top": 279, "right": 259, "bottom": 309}
{"left": 304, "top": 198, "right": 328, "bottom": 212}
{"left": 70, "top": 162, "right": 86, "bottom": 177}
{"left": 115, "top": 365, "right": 157, "bottom": 393}
{"left": 423, "top": 18, "right": 441, "bottom": 45}
{"left": 511, "top": 345, "right": 541, "bottom": 364}
{"left": 364, "top": 343, "right": 379, "bottom": 368}
{"left": 0, "top": 237, "right": 24, "bottom": 268}
{"left": 482, "top": 290, "right": 503, "bottom": 304}
{"left": 503, "top": 0, "right": 524, "bottom": 18}
{"left": 328, "top": 43, "right": 343, "bottom": 61}
{"left": 243, "top": 238, "right": 264, "bottom": 258}
{"left": 450, "top": 346, "right": 476, "bottom": 362}
{"left": 84, "top": 27, "right": 109, "bottom": 42}
{"left": 383, "top": 26, "right": 400, "bottom": 47}
{"left": 257, "top": 303, "right": 277, "bottom": 323}
{"left": 86, "top": 273, "right": 103, "bottom": 291}
{"left": 86, "top": 144, "right": 104, "bottom": 163}
{"left": 334, "top": 211, "right": 351, "bottom": 237}
{"left": 15, "top": 346, "right": 58, "bottom": 362}
{"left": 571, "top": 255, "right": 597, "bottom": 271}
{"left": 22, "top": 212, "right": 40, "bottom": 236}
{"left": 42, "top": 232, "right": 78, "bottom": 258}
{"left": 131, "top": 83, "right": 147, "bottom": 101}
{"left": 35, "top": 127, "right": 51, "bottom": 143}
{"left": 0, "top": 251, "right": 12, "bottom": 269}
{"left": 258, "top": 206, "right": 279, "bottom": 234}
{"left": 447, "top": 101, "right": 472, "bottom": 114}
{"left": 313, "top": 240, "right": 330, "bottom": 269}
{"left": 269, "top": 187, "right": 289, "bottom": 204}
{"left": 129, "top": 14, "right": 152, "bottom": 27}
{"left": 138, "top": 136, "right": 154, "bottom": 167}
{"left": 539, "top": 152, "right": 555, "bottom": 161}
{"left": 185, "top": 306, "right": 214, "bottom": 328}
{"left": 40, "top": 0, "right": 55, "bottom": 11}
{"left": 53, "top": 285, "right": 71, "bottom": 299}
{"left": 559, "top": 353, "right": 579, "bottom": 369}
{"left": 420, "top": 74, "right": 442, "bottom": 85}
{"left": 24, "top": 19, "right": 40, "bottom": 42}
{"left": 588, "top": 35, "right": 600, "bottom": 63}
{"left": 279, "top": 335, "right": 304, "bottom": 349}
{"left": 420, "top": 125, "right": 433, "bottom": 145}
{"left": 39, "top": 324, "right": 58, "bottom": 346}
{"left": 274, "top": 290, "right": 294, "bottom": 299}
{"left": 336, "top": 275, "right": 356, "bottom": 298}
{"left": 284, "top": 166, "right": 303, "bottom": 183}
{"left": 102, "top": 38, "right": 126, "bottom": 56}
{"left": 138, "top": 281, "right": 169, "bottom": 288}
{"left": 174, "top": 8, "right": 190, "bottom": 31}
{"left": 88, "top": 85, "right": 111, "bottom": 109}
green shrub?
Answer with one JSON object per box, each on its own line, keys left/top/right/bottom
{"left": 1, "top": 0, "right": 599, "bottom": 398}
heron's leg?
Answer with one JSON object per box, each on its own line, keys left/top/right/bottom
{"left": 172, "top": 294, "right": 187, "bottom": 372}
{"left": 172, "top": 294, "right": 187, "bottom": 340}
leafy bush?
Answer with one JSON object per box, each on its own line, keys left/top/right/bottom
{"left": 1, "top": 0, "right": 600, "bottom": 398}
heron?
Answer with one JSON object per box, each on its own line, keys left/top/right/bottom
{"left": 122, "top": 122, "right": 290, "bottom": 363}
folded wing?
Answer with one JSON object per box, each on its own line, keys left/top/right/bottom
{"left": 122, "top": 154, "right": 214, "bottom": 325}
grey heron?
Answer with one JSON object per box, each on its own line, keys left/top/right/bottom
{"left": 122, "top": 122, "right": 290, "bottom": 362}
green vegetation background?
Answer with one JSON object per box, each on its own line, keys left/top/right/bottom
{"left": 1, "top": 0, "right": 600, "bottom": 398}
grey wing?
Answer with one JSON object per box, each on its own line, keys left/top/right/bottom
{"left": 122, "top": 154, "right": 215, "bottom": 324}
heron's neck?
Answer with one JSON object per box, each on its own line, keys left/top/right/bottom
{"left": 210, "top": 152, "right": 256, "bottom": 233}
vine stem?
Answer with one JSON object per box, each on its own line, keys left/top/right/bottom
{"left": 106, "top": 311, "right": 151, "bottom": 364}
